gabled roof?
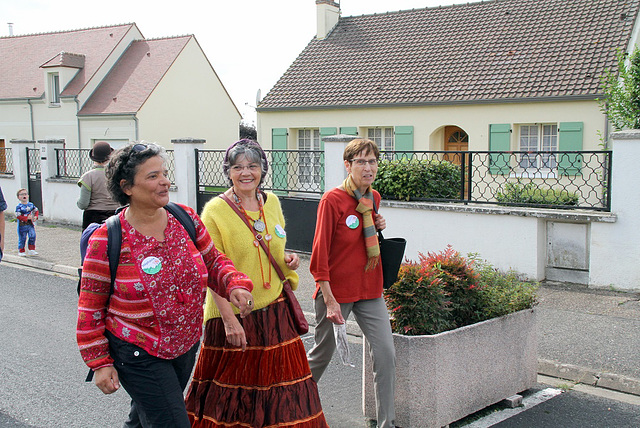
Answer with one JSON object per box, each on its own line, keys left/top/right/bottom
{"left": 41, "top": 52, "right": 86, "bottom": 69}
{"left": 0, "top": 24, "right": 137, "bottom": 100}
{"left": 258, "top": 0, "right": 640, "bottom": 110}
{"left": 78, "top": 36, "right": 191, "bottom": 115}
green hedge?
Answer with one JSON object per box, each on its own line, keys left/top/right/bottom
{"left": 374, "top": 158, "right": 461, "bottom": 201}
{"left": 495, "top": 182, "right": 579, "bottom": 206}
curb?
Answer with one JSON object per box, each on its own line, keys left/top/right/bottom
{"left": 2, "top": 254, "right": 78, "bottom": 277}
{"left": 538, "top": 358, "right": 640, "bottom": 397}
{"left": 5, "top": 257, "right": 639, "bottom": 398}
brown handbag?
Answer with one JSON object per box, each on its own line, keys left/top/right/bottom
{"left": 220, "top": 193, "right": 309, "bottom": 335}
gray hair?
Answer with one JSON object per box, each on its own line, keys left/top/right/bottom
{"left": 222, "top": 139, "right": 269, "bottom": 187}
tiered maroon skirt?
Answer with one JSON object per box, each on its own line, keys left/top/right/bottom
{"left": 185, "top": 295, "right": 328, "bottom": 427}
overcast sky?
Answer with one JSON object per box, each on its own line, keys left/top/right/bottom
{"left": 2, "top": 0, "right": 461, "bottom": 124}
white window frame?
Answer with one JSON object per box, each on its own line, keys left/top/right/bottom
{"left": 516, "top": 123, "right": 558, "bottom": 178}
{"left": 48, "top": 73, "right": 60, "bottom": 106}
{"left": 297, "top": 129, "right": 322, "bottom": 190}
{"left": 367, "top": 127, "right": 394, "bottom": 152}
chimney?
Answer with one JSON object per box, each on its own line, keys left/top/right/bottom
{"left": 316, "top": 0, "right": 340, "bottom": 40}
{"left": 8, "top": 22, "right": 13, "bottom": 36}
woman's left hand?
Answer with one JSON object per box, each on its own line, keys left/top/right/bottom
{"left": 374, "top": 213, "right": 386, "bottom": 231}
{"left": 284, "top": 252, "right": 300, "bottom": 270}
{"left": 229, "top": 288, "right": 254, "bottom": 318}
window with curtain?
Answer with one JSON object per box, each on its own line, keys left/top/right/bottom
{"left": 297, "top": 129, "right": 322, "bottom": 190}
{"left": 518, "top": 124, "right": 557, "bottom": 170}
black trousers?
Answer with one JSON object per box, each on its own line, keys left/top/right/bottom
{"left": 105, "top": 331, "right": 199, "bottom": 428}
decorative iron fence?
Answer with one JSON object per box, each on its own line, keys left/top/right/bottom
{"left": 377, "top": 150, "right": 611, "bottom": 211}
{"left": 26, "top": 147, "right": 40, "bottom": 177}
{"left": 54, "top": 148, "right": 176, "bottom": 185}
{"left": 196, "top": 149, "right": 325, "bottom": 195}
{"left": 0, "top": 147, "right": 13, "bottom": 174}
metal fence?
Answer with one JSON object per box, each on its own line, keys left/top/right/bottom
{"left": 0, "top": 147, "right": 13, "bottom": 174}
{"left": 196, "top": 149, "right": 325, "bottom": 195}
{"left": 27, "top": 147, "right": 40, "bottom": 177}
{"left": 54, "top": 148, "right": 176, "bottom": 185}
{"left": 377, "top": 150, "right": 611, "bottom": 211}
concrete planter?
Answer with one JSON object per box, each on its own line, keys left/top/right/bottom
{"left": 363, "top": 308, "right": 537, "bottom": 428}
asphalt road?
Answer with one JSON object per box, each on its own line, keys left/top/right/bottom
{"left": 1, "top": 263, "right": 638, "bottom": 427}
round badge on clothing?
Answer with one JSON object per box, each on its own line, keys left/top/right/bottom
{"left": 141, "top": 256, "right": 162, "bottom": 275}
{"left": 275, "top": 224, "right": 286, "bottom": 238}
{"left": 346, "top": 215, "right": 359, "bottom": 229}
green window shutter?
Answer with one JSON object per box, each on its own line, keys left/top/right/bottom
{"left": 340, "top": 127, "right": 358, "bottom": 136}
{"left": 394, "top": 126, "right": 414, "bottom": 151}
{"left": 489, "top": 124, "right": 511, "bottom": 175}
{"left": 271, "top": 128, "right": 288, "bottom": 191}
{"left": 319, "top": 127, "right": 337, "bottom": 151}
{"left": 558, "top": 122, "right": 583, "bottom": 176}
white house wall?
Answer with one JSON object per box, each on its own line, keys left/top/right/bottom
{"left": 136, "top": 38, "right": 240, "bottom": 150}
{"left": 79, "top": 116, "right": 136, "bottom": 148}
{"left": 257, "top": 99, "right": 605, "bottom": 151}
{"left": 0, "top": 101, "right": 34, "bottom": 142}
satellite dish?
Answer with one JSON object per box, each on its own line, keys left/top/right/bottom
{"left": 255, "top": 89, "right": 262, "bottom": 106}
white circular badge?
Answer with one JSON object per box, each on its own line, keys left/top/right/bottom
{"left": 346, "top": 215, "right": 359, "bottom": 229}
{"left": 141, "top": 256, "right": 162, "bottom": 275}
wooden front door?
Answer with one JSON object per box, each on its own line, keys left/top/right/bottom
{"left": 444, "top": 126, "right": 469, "bottom": 199}
{"left": 444, "top": 126, "right": 469, "bottom": 163}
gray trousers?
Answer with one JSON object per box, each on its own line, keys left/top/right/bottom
{"left": 307, "top": 291, "right": 396, "bottom": 428}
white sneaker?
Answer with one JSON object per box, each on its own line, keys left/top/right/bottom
{"left": 28, "top": 250, "right": 38, "bottom": 256}
{"left": 18, "top": 252, "right": 27, "bottom": 257}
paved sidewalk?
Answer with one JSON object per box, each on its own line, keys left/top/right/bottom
{"left": 2, "top": 219, "right": 640, "bottom": 398}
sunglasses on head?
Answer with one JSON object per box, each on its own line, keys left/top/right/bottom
{"left": 132, "top": 143, "right": 148, "bottom": 153}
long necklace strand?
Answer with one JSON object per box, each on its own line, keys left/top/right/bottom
{"left": 232, "top": 189, "right": 272, "bottom": 289}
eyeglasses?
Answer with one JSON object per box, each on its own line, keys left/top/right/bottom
{"left": 230, "top": 163, "right": 261, "bottom": 172}
{"left": 350, "top": 158, "right": 378, "bottom": 167}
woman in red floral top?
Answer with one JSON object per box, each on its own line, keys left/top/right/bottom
{"left": 77, "top": 142, "right": 253, "bottom": 428}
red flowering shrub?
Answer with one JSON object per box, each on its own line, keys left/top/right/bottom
{"left": 384, "top": 246, "right": 537, "bottom": 336}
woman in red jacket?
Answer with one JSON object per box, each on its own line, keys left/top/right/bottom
{"left": 308, "top": 138, "right": 396, "bottom": 428}
{"left": 77, "top": 142, "right": 254, "bottom": 428}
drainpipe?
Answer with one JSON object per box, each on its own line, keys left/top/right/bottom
{"left": 26, "top": 99, "right": 35, "bottom": 140}
{"left": 75, "top": 97, "right": 82, "bottom": 148}
{"left": 133, "top": 115, "right": 139, "bottom": 141}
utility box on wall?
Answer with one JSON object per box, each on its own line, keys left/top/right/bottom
{"left": 546, "top": 221, "right": 589, "bottom": 283}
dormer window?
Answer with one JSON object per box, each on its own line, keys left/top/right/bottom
{"left": 48, "top": 72, "right": 60, "bottom": 105}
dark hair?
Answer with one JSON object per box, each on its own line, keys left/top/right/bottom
{"left": 343, "top": 138, "right": 380, "bottom": 162}
{"left": 106, "top": 142, "right": 167, "bottom": 205}
{"left": 223, "top": 139, "right": 269, "bottom": 187}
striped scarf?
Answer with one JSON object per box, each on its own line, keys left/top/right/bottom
{"left": 343, "top": 175, "right": 380, "bottom": 271}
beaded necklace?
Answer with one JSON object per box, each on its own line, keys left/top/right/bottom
{"left": 232, "top": 189, "right": 272, "bottom": 289}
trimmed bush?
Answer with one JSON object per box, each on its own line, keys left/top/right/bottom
{"left": 374, "top": 158, "right": 461, "bottom": 201}
{"left": 496, "top": 182, "right": 579, "bottom": 206}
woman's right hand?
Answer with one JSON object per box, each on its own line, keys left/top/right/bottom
{"left": 223, "top": 316, "right": 247, "bottom": 351}
{"left": 94, "top": 366, "right": 120, "bottom": 394}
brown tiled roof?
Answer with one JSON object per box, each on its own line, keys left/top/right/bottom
{"left": 258, "top": 0, "right": 640, "bottom": 110}
{"left": 0, "top": 24, "right": 136, "bottom": 99}
{"left": 78, "top": 36, "right": 190, "bottom": 115}
{"left": 41, "top": 52, "right": 86, "bottom": 69}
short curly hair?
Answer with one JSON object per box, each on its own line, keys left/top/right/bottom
{"left": 106, "top": 142, "right": 167, "bottom": 206}
{"left": 222, "top": 139, "right": 269, "bottom": 187}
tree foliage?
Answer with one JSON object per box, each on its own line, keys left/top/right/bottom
{"left": 239, "top": 122, "right": 257, "bottom": 141}
{"left": 599, "top": 47, "right": 640, "bottom": 130}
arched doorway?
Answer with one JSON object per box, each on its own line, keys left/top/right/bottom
{"left": 443, "top": 126, "right": 469, "bottom": 199}
{"left": 444, "top": 126, "right": 469, "bottom": 162}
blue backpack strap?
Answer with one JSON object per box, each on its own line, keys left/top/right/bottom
{"left": 164, "top": 202, "right": 197, "bottom": 244}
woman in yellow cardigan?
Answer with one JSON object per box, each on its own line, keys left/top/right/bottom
{"left": 185, "top": 139, "right": 328, "bottom": 428}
